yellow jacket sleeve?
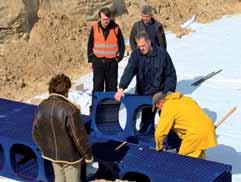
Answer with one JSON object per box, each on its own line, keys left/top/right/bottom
{"left": 155, "top": 105, "right": 175, "bottom": 151}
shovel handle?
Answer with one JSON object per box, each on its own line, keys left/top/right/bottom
{"left": 215, "top": 107, "right": 237, "bottom": 128}
{"left": 115, "top": 141, "right": 128, "bottom": 151}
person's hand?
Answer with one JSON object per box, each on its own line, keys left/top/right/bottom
{"left": 114, "top": 88, "right": 125, "bottom": 101}
{"left": 155, "top": 147, "right": 163, "bottom": 152}
{"left": 115, "top": 57, "right": 120, "bottom": 63}
{"left": 155, "top": 139, "right": 164, "bottom": 152}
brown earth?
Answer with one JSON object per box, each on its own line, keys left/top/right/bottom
{"left": 1, "top": 0, "right": 241, "bottom": 102}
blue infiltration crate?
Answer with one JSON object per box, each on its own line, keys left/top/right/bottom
{"left": 0, "top": 98, "right": 90, "bottom": 181}
{"left": 91, "top": 139, "right": 232, "bottom": 182}
{"left": 0, "top": 98, "right": 53, "bottom": 181}
{"left": 91, "top": 92, "right": 181, "bottom": 150}
{"left": 0, "top": 145, "right": 4, "bottom": 170}
{"left": 0, "top": 97, "right": 232, "bottom": 182}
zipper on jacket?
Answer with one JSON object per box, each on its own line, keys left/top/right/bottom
{"left": 50, "top": 101, "right": 58, "bottom": 159}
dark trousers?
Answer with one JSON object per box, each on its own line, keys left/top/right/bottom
{"left": 140, "top": 108, "right": 181, "bottom": 150}
{"left": 139, "top": 107, "right": 155, "bottom": 134}
{"left": 93, "top": 59, "right": 118, "bottom": 92}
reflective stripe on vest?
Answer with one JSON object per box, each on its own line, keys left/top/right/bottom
{"left": 93, "top": 23, "right": 119, "bottom": 59}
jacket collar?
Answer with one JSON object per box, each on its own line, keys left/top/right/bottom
{"left": 97, "top": 20, "right": 116, "bottom": 30}
{"left": 165, "top": 92, "right": 183, "bottom": 101}
{"left": 141, "top": 17, "right": 155, "bottom": 26}
{"left": 48, "top": 93, "right": 80, "bottom": 110}
{"left": 139, "top": 46, "right": 158, "bottom": 57}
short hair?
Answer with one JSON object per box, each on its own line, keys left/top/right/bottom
{"left": 141, "top": 5, "right": 153, "bottom": 15}
{"left": 48, "top": 74, "right": 71, "bottom": 95}
{"left": 98, "top": 7, "right": 112, "bottom": 18}
{"left": 152, "top": 92, "right": 167, "bottom": 112}
{"left": 135, "top": 31, "right": 150, "bottom": 41}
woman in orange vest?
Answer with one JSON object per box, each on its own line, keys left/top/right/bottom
{"left": 87, "top": 7, "right": 125, "bottom": 92}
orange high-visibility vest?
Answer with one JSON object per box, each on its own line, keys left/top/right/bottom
{"left": 93, "top": 23, "right": 119, "bottom": 59}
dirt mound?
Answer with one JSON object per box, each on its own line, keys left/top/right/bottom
{"left": 120, "top": 0, "right": 241, "bottom": 37}
{"left": 0, "top": 0, "right": 241, "bottom": 101}
{"left": 0, "top": 10, "right": 89, "bottom": 100}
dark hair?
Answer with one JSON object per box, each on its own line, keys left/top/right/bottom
{"left": 135, "top": 31, "right": 150, "bottom": 41}
{"left": 98, "top": 7, "right": 112, "bottom": 18}
{"left": 48, "top": 74, "right": 71, "bottom": 95}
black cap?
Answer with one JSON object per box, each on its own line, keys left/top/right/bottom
{"left": 141, "top": 5, "right": 153, "bottom": 15}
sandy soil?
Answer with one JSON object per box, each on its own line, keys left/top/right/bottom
{"left": 0, "top": 1, "right": 241, "bottom": 102}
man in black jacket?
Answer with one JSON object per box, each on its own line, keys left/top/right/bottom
{"left": 115, "top": 31, "right": 176, "bottom": 132}
{"left": 87, "top": 7, "right": 125, "bottom": 92}
{"left": 115, "top": 31, "right": 176, "bottom": 99}
{"left": 129, "top": 5, "right": 167, "bottom": 50}
{"left": 32, "top": 74, "right": 93, "bottom": 182}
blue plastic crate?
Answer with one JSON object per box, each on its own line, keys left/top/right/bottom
{"left": 0, "top": 144, "right": 4, "bottom": 170}
{"left": 0, "top": 97, "right": 232, "bottom": 182}
{"left": 91, "top": 92, "right": 181, "bottom": 150}
{"left": 0, "top": 98, "right": 36, "bottom": 143}
{"left": 0, "top": 98, "right": 92, "bottom": 182}
{"left": 91, "top": 139, "right": 232, "bottom": 182}
{"left": 0, "top": 99, "right": 51, "bottom": 181}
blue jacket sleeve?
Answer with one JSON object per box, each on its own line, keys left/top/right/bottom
{"left": 119, "top": 51, "right": 138, "bottom": 90}
{"left": 163, "top": 52, "right": 177, "bottom": 93}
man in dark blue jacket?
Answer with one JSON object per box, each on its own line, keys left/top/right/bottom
{"left": 115, "top": 31, "right": 176, "bottom": 133}
{"left": 115, "top": 31, "right": 176, "bottom": 100}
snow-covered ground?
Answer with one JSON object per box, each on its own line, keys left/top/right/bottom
{"left": 169, "top": 15, "right": 241, "bottom": 181}
{"left": 1, "top": 14, "right": 241, "bottom": 181}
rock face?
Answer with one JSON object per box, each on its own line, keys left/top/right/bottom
{"left": 0, "top": 0, "right": 39, "bottom": 43}
{"left": 40, "top": 0, "right": 127, "bottom": 20}
{"left": 0, "top": 0, "right": 127, "bottom": 43}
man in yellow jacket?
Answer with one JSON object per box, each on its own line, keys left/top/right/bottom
{"left": 153, "top": 91, "right": 217, "bottom": 159}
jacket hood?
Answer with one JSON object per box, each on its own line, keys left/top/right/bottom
{"left": 165, "top": 92, "right": 183, "bottom": 100}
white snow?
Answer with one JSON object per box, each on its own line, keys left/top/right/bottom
{"left": 169, "top": 14, "right": 241, "bottom": 181}
{"left": 2, "top": 14, "right": 241, "bottom": 181}
{"left": 181, "top": 15, "right": 196, "bottom": 28}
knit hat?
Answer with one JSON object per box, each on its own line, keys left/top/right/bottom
{"left": 141, "top": 5, "right": 153, "bottom": 15}
{"left": 152, "top": 92, "right": 166, "bottom": 112}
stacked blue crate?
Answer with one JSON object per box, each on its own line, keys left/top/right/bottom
{"left": 0, "top": 96, "right": 233, "bottom": 182}
{"left": 91, "top": 140, "right": 232, "bottom": 182}
{"left": 0, "top": 98, "right": 52, "bottom": 181}
{"left": 0, "top": 145, "right": 4, "bottom": 170}
{"left": 90, "top": 92, "right": 232, "bottom": 181}
{"left": 0, "top": 98, "right": 91, "bottom": 181}
{"left": 91, "top": 92, "right": 181, "bottom": 149}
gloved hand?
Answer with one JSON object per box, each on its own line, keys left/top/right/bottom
{"left": 155, "top": 146, "right": 163, "bottom": 152}
{"left": 155, "top": 139, "right": 164, "bottom": 152}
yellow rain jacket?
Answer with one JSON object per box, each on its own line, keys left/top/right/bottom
{"left": 155, "top": 92, "right": 217, "bottom": 157}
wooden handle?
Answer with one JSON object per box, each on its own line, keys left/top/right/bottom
{"left": 115, "top": 141, "right": 128, "bottom": 151}
{"left": 215, "top": 107, "right": 237, "bottom": 128}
